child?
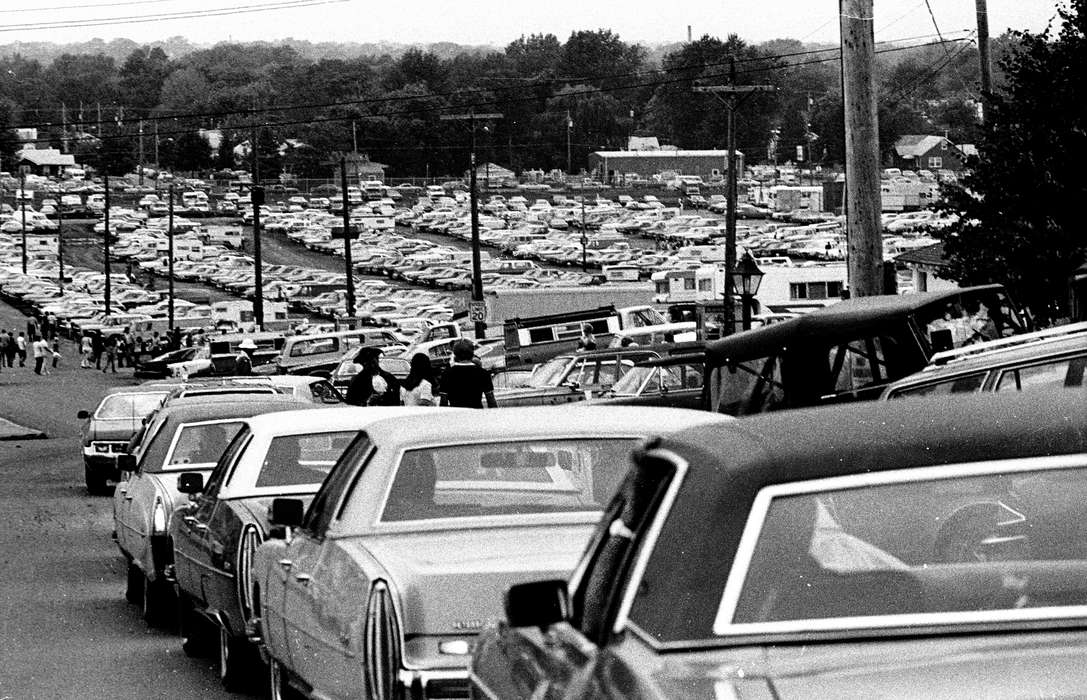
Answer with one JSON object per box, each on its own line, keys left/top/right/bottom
{"left": 51, "top": 338, "right": 61, "bottom": 372}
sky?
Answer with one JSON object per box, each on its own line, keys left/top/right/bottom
{"left": 0, "top": 0, "right": 1065, "bottom": 48}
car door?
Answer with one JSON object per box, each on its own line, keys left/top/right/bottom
{"left": 173, "top": 430, "right": 248, "bottom": 607}
{"left": 114, "top": 414, "right": 170, "bottom": 561}
{"left": 280, "top": 433, "right": 373, "bottom": 691}
{"left": 486, "top": 452, "right": 681, "bottom": 699}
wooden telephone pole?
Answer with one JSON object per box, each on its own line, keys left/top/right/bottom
{"left": 694, "top": 58, "right": 774, "bottom": 336}
{"left": 440, "top": 111, "right": 503, "bottom": 339}
{"left": 975, "top": 0, "right": 992, "bottom": 122}
{"left": 840, "top": 0, "right": 883, "bottom": 297}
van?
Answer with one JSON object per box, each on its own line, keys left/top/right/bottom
{"left": 271, "top": 328, "right": 403, "bottom": 375}
{"left": 504, "top": 307, "right": 622, "bottom": 367}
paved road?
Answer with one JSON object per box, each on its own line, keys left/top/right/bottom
{"left": 0, "top": 301, "right": 259, "bottom": 699}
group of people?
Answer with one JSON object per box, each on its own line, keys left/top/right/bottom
{"left": 0, "top": 319, "right": 61, "bottom": 376}
{"left": 344, "top": 339, "right": 497, "bottom": 409}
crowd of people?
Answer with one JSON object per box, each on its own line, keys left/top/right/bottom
{"left": 342, "top": 339, "right": 497, "bottom": 410}
{"left": 0, "top": 316, "right": 61, "bottom": 376}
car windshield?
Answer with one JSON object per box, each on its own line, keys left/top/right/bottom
{"left": 714, "top": 462, "right": 1087, "bottom": 636}
{"left": 380, "top": 439, "right": 636, "bottom": 522}
{"left": 97, "top": 392, "right": 167, "bottom": 419}
{"left": 527, "top": 356, "right": 575, "bottom": 387}
{"left": 167, "top": 422, "right": 245, "bottom": 469}
{"left": 610, "top": 366, "right": 656, "bottom": 395}
{"left": 254, "top": 431, "right": 357, "bottom": 488}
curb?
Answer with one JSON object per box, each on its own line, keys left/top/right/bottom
{"left": 0, "top": 418, "right": 47, "bottom": 441}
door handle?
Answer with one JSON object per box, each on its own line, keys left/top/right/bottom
{"left": 183, "top": 515, "right": 198, "bottom": 526}
{"left": 278, "top": 559, "right": 293, "bottom": 571}
{"left": 294, "top": 573, "right": 312, "bottom": 585}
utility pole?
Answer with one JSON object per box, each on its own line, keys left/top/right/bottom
{"left": 340, "top": 157, "right": 356, "bottom": 319}
{"left": 694, "top": 58, "right": 774, "bottom": 336}
{"left": 976, "top": 0, "right": 992, "bottom": 122}
{"left": 352, "top": 121, "right": 358, "bottom": 153}
{"left": 251, "top": 120, "right": 264, "bottom": 330}
{"left": 566, "top": 110, "right": 572, "bottom": 175}
{"left": 138, "top": 120, "right": 145, "bottom": 187}
{"left": 57, "top": 201, "right": 64, "bottom": 289}
{"left": 840, "top": 0, "right": 883, "bottom": 297}
{"left": 19, "top": 171, "right": 27, "bottom": 274}
{"left": 440, "top": 111, "right": 503, "bottom": 339}
{"left": 61, "top": 103, "right": 68, "bottom": 154}
{"left": 103, "top": 174, "right": 112, "bottom": 315}
{"left": 154, "top": 119, "right": 160, "bottom": 168}
{"left": 167, "top": 184, "right": 175, "bottom": 331}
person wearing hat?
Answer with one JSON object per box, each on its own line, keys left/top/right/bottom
{"left": 345, "top": 346, "right": 401, "bottom": 406}
{"left": 439, "top": 339, "right": 497, "bottom": 409}
{"left": 235, "top": 338, "right": 257, "bottom": 375}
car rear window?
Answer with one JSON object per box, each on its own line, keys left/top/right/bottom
{"left": 380, "top": 439, "right": 636, "bottom": 522}
{"left": 714, "top": 457, "right": 1087, "bottom": 636}
{"left": 97, "top": 392, "right": 167, "bottom": 419}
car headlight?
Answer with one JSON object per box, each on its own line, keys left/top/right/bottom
{"left": 365, "top": 580, "right": 402, "bottom": 700}
{"left": 94, "top": 443, "right": 110, "bottom": 453}
{"left": 151, "top": 498, "right": 167, "bottom": 535}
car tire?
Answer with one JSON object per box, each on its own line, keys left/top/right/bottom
{"left": 142, "top": 575, "right": 175, "bottom": 628}
{"left": 125, "top": 562, "right": 143, "bottom": 605}
{"left": 178, "top": 593, "right": 213, "bottom": 658}
{"left": 218, "top": 623, "right": 256, "bottom": 691}
{"left": 84, "top": 464, "right": 109, "bottom": 496}
{"left": 268, "top": 656, "right": 301, "bottom": 700}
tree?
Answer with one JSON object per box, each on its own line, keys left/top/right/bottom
{"left": 172, "top": 130, "right": 213, "bottom": 173}
{"left": 934, "top": 1, "right": 1087, "bottom": 322}
{"left": 118, "top": 46, "right": 170, "bottom": 112}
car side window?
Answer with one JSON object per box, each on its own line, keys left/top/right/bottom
{"left": 200, "top": 427, "right": 252, "bottom": 505}
{"left": 891, "top": 372, "right": 988, "bottom": 398}
{"left": 995, "top": 356, "right": 1087, "bottom": 392}
{"left": 301, "top": 431, "right": 371, "bottom": 539}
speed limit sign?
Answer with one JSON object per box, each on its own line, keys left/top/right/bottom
{"left": 468, "top": 301, "right": 486, "bottom": 323}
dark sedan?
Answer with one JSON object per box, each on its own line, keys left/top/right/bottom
{"left": 471, "top": 390, "right": 1087, "bottom": 699}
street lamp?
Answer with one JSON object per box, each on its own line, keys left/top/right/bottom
{"left": 729, "top": 252, "right": 764, "bottom": 331}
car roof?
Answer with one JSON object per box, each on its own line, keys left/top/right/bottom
{"left": 158, "top": 394, "right": 306, "bottom": 422}
{"left": 631, "top": 390, "right": 1087, "bottom": 644}
{"left": 362, "top": 405, "right": 733, "bottom": 448}
{"left": 705, "top": 285, "right": 1006, "bottom": 363}
{"left": 242, "top": 405, "right": 442, "bottom": 436}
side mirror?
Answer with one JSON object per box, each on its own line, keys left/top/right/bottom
{"left": 504, "top": 579, "right": 570, "bottom": 629}
{"left": 177, "top": 472, "right": 204, "bottom": 495}
{"left": 77, "top": 410, "right": 90, "bottom": 420}
{"left": 269, "top": 497, "right": 304, "bottom": 528}
{"left": 116, "top": 453, "right": 137, "bottom": 472}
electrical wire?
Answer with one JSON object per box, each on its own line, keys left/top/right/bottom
{"left": 9, "top": 32, "right": 971, "bottom": 132}
{"left": 0, "top": 0, "right": 346, "bottom": 32}
{"left": 0, "top": 0, "right": 179, "bottom": 15}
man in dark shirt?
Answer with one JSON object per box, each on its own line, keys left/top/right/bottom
{"left": 439, "top": 339, "right": 497, "bottom": 408}
{"left": 345, "top": 346, "right": 401, "bottom": 406}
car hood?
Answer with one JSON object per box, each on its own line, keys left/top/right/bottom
{"left": 646, "top": 631, "right": 1087, "bottom": 699}
{"left": 344, "top": 523, "right": 592, "bottom": 635}
{"left": 86, "top": 418, "right": 142, "bottom": 441}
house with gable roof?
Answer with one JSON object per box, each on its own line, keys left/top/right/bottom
{"left": 14, "top": 148, "right": 76, "bottom": 177}
{"left": 892, "top": 135, "right": 975, "bottom": 174}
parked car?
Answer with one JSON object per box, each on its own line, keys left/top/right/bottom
{"left": 171, "top": 406, "right": 435, "bottom": 690}
{"left": 78, "top": 387, "right": 172, "bottom": 494}
{"left": 589, "top": 350, "right": 705, "bottom": 409}
{"left": 255, "top": 406, "right": 731, "bottom": 700}
{"left": 132, "top": 346, "right": 203, "bottom": 379}
{"left": 472, "top": 390, "right": 1087, "bottom": 699}
{"left": 493, "top": 346, "right": 668, "bottom": 407}
{"left": 881, "top": 322, "right": 1087, "bottom": 399}
{"left": 112, "top": 395, "right": 307, "bottom": 626}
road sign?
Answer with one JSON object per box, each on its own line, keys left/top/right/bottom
{"left": 468, "top": 301, "right": 486, "bottom": 323}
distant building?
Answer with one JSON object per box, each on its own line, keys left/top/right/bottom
{"left": 335, "top": 152, "right": 386, "bottom": 182}
{"left": 892, "top": 135, "right": 975, "bottom": 173}
{"left": 894, "top": 241, "right": 958, "bottom": 294}
{"left": 588, "top": 149, "right": 742, "bottom": 184}
{"left": 474, "top": 162, "right": 515, "bottom": 186}
{"left": 14, "top": 148, "right": 76, "bottom": 177}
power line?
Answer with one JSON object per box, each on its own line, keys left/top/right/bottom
{"left": 10, "top": 33, "right": 971, "bottom": 132}
{"left": 0, "top": 0, "right": 178, "bottom": 15}
{"left": 0, "top": 0, "right": 346, "bottom": 32}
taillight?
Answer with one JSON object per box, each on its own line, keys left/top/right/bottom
{"left": 237, "top": 524, "right": 263, "bottom": 622}
{"left": 364, "top": 580, "right": 402, "bottom": 700}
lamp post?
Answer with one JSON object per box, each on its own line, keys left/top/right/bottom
{"left": 729, "top": 252, "right": 764, "bottom": 331}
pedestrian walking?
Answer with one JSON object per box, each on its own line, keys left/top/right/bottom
{"left": 91, "top": 331, "right": 103, "bottom": 369}
{"left": 439, "top": 340, "right": 497, "bottom": 408}
{"left": 16, "top": 332, "right": 27, "bottom": 367}
{"left": 234, "top": 338, "right": 256, "bottom": 375}
{"left": 4, "top": 330, "right": 15, "bottom": 367}
{"left": 0, "top": 330, "right": 9, "bottom": 368}
{"left": 51, "top": 338, "right": 61, "bottom": 370}
{"left": 80, "top": 334, "right": 92, "bottom": 368}
{"left": 115, "top": 334, "right": 127, "bottom": 368}
{"left": 576, "top": 323, "right": 597, "bottom": 351}
{"left": 400, "top": 353, "right": 437, "bottom": 407}
{"left": 345, "top": 347, "right": 400, "bottom": 406}
{"left": 102, "top": 335, "right": 118, "bottom": 373}
{"left": 32, "top": 335, "right": 48, "bottom": 375}
{"left": 46, "top": 312, "right": 57, "bottom": 340}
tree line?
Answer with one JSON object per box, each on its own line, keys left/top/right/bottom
{"left": 0, "top": 29, "right": 1008, "bottom": 179}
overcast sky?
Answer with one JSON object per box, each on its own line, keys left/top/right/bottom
{"left": 2, "top": 0, "right": 1064, "bottom": 48}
